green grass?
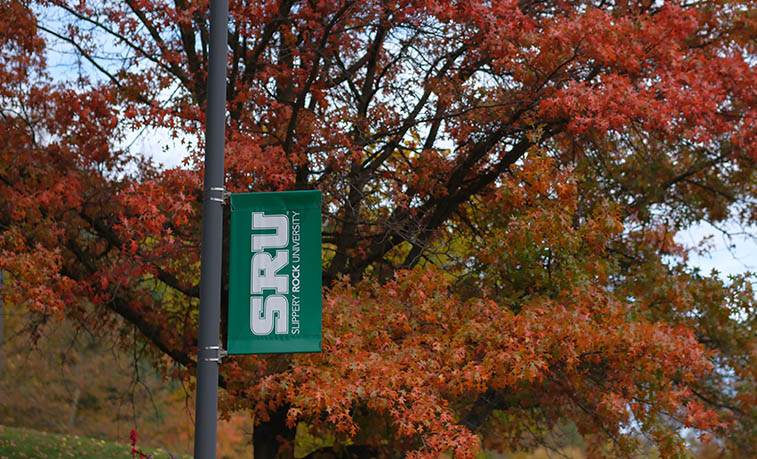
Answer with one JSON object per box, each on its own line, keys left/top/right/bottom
{"left": 0, "top": 425, "right": 188, "bottom": 458}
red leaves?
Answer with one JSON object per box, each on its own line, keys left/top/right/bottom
{"left": 129, "top": 429, "right": 149, "bottom": 459}
{"left": 223, "top": 257, "right": 718, "bottom": 456}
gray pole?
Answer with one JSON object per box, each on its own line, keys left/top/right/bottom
{"left": 194, "top": 0, "right": 228, "bottom": 457}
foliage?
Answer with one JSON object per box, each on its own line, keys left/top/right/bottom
{"left": 1, "top": 0, "right": 756, "bottom": 457}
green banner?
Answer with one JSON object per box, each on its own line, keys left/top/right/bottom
{"left": 227, "top": 190, "right": 322, "bottom": 354}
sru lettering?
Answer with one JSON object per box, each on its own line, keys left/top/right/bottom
{"left": 250, "top": 212, "right": 289, "bottom": 335}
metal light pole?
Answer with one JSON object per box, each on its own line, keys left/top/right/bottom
{"left": 194, "top": 0, "right": 228, "bottom": 457}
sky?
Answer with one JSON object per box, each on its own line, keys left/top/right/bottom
{"left": 123, "top": 125, "right": 192, "bottom": 170}
{"left": 678, "top": 220, "right": 757, "bottom": 279}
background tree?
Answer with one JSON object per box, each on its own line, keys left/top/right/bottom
{"left": 0, "top": 299, "right": 256, "bottom": 457}
{"left": 1, "top": 0, "right": 755, "bottom": 456}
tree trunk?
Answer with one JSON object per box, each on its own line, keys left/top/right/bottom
{"left": 67, "top": 386, "right": 81, "bottom": 429}
{"left": 253, "top": 406, "right": 296, "bottom": 458}
{"left": 302, "top": 445, "right": 382, "bottom": 458}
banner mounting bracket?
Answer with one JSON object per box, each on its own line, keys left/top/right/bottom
{"left": 209, "top": 186, "right": 231, "bottom": 204}
{"left": 202, "top": 345, "right": 228, "bottom": 364}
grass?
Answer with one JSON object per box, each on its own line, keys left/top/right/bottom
{"left": 0, "top": 425, "right": 188, "bottom": 459}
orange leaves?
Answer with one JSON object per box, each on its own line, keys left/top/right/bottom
{"left": 226, "top": 258, "right": 718, "bottom": 456}
{"left": 518, "top": 1, "right": 749, "bottom": 146}
{"left": 0, "top": 2, "right": 45, "bottom": 89}
{"left": 236, "top": 268, "right": 486, "bottom": 454}
{"left": 0, "top": 238, "right": 75, "bottom": 319}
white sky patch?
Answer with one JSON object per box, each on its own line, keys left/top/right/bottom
{"left": 677, "top": 220, "right": 757, "bottom": 278}
{"left": 37, "top": 4, "right": 195, "bottom": 172}
{"left": 119, "top": 125, "right": 193, "bottom": 170}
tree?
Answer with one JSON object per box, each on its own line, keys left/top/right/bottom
{"left": 1, "top": 0, "right": 756, "bottom": 456}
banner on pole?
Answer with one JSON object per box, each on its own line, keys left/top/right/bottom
{"left": 227, "top": 190, "right": 322, "bottom": 354}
